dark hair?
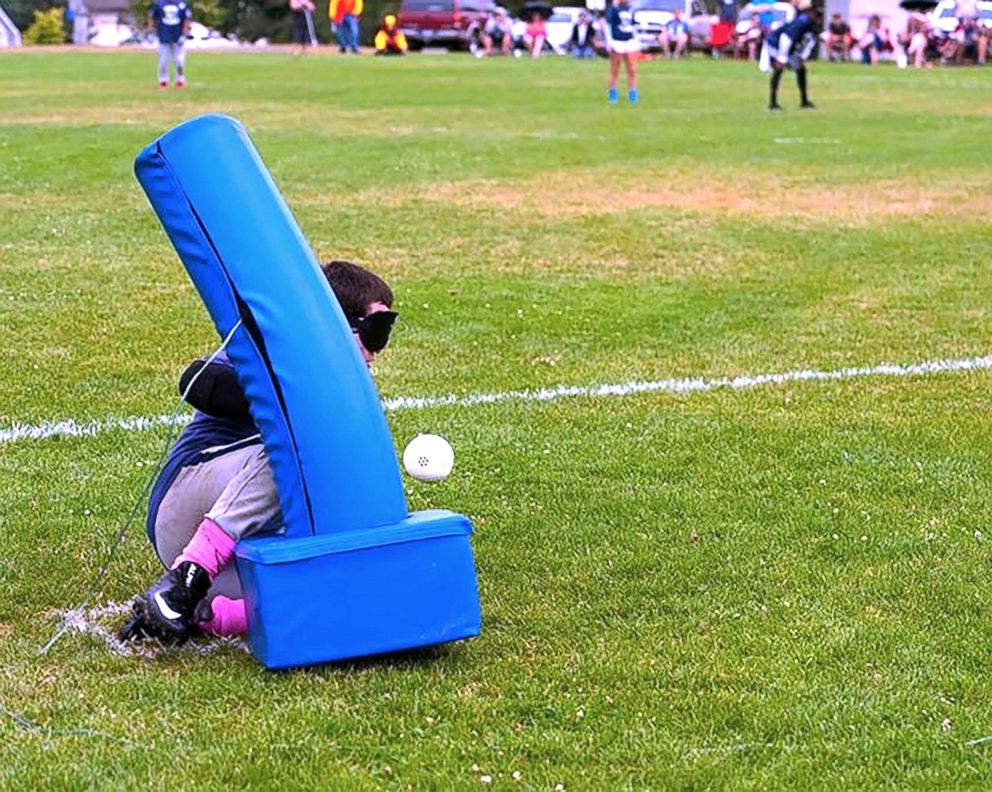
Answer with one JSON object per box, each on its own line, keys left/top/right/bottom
{"left": 320, "top": 260, "right": 394, "bottom": 319}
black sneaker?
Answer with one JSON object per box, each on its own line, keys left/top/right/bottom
{"left": 768, "top": 102, "right": 783, "bottom": 111}
{"left": 800, "top": 101, "right": 817, "bottom": 110}
{"left": 126, "top": 561, "right": 210, "bottom": 645}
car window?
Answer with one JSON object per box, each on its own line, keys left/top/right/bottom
{"left": 403, "top": 0, "right": 455, "bottom": 9}
{"left": 633, "top": 0, "right": 684, "bottom": 11}
{"left": 549, "top": 11, "right": 573, "bottom": 20}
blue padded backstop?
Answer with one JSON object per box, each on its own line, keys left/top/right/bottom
{"left": 134, "top": 114, "right": 481, "bottom": 669}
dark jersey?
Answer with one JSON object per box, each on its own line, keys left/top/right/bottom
{"left": 606, "top": 3, "right": 637, "bottom": 41}
{"left": 151, "top": 0, "right": 190, "bottom": 44}
{"left": 768, "top": 10, "right": 816, "bottom": 50}
{"left": 146, "top": 351, "right": 260, "bottom": 541}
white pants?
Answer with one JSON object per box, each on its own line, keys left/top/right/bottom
{"left": 157, "top": 42, "right": 187, "bottom": 84}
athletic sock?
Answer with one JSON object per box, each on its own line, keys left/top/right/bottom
{"left": 769, "top": 69, "right": 782, "bottom": 106}
{"left": 196, "top": 596, "right": 248, "bottom": 636}
{"left": 172, "top": 518, "right": 235, "bottom": 581}
{"left": 797, "top": 67, "right": 809, "bottom": 104}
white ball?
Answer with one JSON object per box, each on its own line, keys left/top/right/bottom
{"left": 402, "top": 433, "right": 455, "bottom": 482}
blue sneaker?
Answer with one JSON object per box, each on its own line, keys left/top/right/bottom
{"left": 608, "top": 87, "right": 618, "bottom": 104}
{"left": 628, "top": 89, "right": 639, "bottom": 104}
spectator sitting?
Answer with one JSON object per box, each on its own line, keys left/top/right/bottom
{"left": 824, "top": 12, "right": 852, "bottom": 60}
{"left": 658, "top": 9, "right": 689, "bottom": 58}
{"left": 525, "top": 10, "right": 547, "bottom": 57}
{"left": 570, "top": 9, "right": 596, "bottom": 57}
{"left": 735, "top": 15, "right": 762, "bottom": 60}
{"left": 978, "top": 16, "right": 989, "bottom": 64}
{"left": 897, "top": 12, "right": 930, "bottom": 67}
{"left": 483, "top": 7, "right": 513, "bottom": 55}
{"left": 374, "top": 13, "right": 408, "bottom": 54}
{"left": 859, "top": 14, "right": 891, "bottom": 64}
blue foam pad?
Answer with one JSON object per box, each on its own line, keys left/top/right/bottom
{"left": 135, "top": 114, "right": 406, "bottom": 537}
{"left": 134, "top": 114, "right": 482, "bottom": 667}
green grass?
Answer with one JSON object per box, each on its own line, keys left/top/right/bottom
{"left": 2, "top": 49, "right": 992, "bottom": 788}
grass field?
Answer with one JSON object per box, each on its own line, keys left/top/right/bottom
{"left": 2, "top": 49, "right": 992, "bottom": 788}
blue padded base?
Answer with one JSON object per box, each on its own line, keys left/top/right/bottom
{"left": 234, "top": 510, "right": 482, "bottom": 669}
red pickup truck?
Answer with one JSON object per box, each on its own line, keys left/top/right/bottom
{"left": 398, "top": 0, "right": 497, "bottom": 50}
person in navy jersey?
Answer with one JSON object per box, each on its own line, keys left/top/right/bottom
{"left": 148, "top": 0, "right": 192, "bottom": 88}
{"left": 118, "top": 261, "right": 399, "bottom": 645}
{"left": 604, "top": 0, "right": 641, "bottom": 104}
{"left": 761, "top": 0, "right": 818, "bottom": 110}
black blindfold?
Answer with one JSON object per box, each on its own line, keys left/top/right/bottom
{"left": 349, "top": 310, "right": 398, "bottom": 353}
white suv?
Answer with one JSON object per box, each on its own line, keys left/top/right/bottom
{"left": 632, "top": 0, "right": 712, "bottom": 52}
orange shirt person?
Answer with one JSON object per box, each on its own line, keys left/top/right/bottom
{"left": 329, "top": 0, "right": 363, "bottom": 53}
{"left": 374, "top": 13, "right": 408, "bottom": 54}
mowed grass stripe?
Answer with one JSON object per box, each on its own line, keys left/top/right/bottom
{"left": 1, "top": 52, "right": 992, "bottom": 788}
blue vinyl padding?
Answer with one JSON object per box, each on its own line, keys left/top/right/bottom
{"left": 134, "top": 114, "right": 407, "bottom": 538}
{"left": 134, "top": 114, "right": 482, "bottom": 668}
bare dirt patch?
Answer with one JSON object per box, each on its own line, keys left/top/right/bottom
{"left": 396, "top": 167, "right": 992, "bottom": 223}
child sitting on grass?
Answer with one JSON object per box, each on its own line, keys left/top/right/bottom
{"left": 118, "top": 260, "right": 398, "bottom": 645}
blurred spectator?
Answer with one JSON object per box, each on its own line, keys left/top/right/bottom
{"left": 330, "top": 0, "right": 362, "bottom": 53}
{"left": 483, "top": 7, "right": 513, "bottom": 55}
{"left": 897, "top": 12, "right": 930, "bottom": 67}
{"left": 570, "top": 9, "right": 596, "bottom": 57}
{"left": 858, "top": 14, "right": 891, "bottom": 64}
{"left": 717, "top": 0, "right": 737, "bottom": 25}
{"left": 824, "top": 12, "right": 852, "bottom": 60}
{"left": 525, "top": 10, "right": 547, "bottom": 56}
{"left": 658, "top": 9, "right": 689, "bottom": 58}
{"left": 290, "top": 0, "right": 315, "bottom": 55}
{"left": 978, "top": 18, "right": 989, "bottom": 63}
{"left": 735, "top": 15, "right": 762, "bottom": 60}
{"left": 374, "top": 13, "right": 408, "bottom": 54}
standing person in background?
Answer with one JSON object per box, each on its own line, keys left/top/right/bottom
{"left": 290, "top": 0, "right": 316, "bottom": 55}
{"left": 761, "top": 0, "right": 817, "bottom": 110}
{"left": 604, "top": 0, "right": 640, "bottom": 104}
{"left": 148, "top": 0, "right": 191, "bottom": 89}
{"left": 330, "top": 0, "right": 362, "bottom": 53}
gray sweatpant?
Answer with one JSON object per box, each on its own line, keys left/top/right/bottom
{"left": 153, "top": 442, "right": 281, "bottom": 601}
{"left": 157, "top": 42, "right": 187, "bottom": 85}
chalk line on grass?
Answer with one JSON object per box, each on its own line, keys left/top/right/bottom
{"left": 56, "top": 601, "right": 250, "bottom": 659}
{"left": 2, "top": 354, "right": 992, "bottom": 445}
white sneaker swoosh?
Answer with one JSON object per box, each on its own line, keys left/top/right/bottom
{"left": 153, "top": 591, "right": 184, "bottom": 622}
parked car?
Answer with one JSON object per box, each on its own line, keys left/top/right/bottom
{"left": 398, "top": 0, "right": 497, "bottom": 50}
{"left": 927, "top": 0, "right": 992, "bottom": 31}
{"left": 632, "top": 0, "right": 712, "bottom": 52}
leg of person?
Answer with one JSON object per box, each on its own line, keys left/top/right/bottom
{"left": 608, "top": 50, "right": 620, "bottom": 102}
{"left": 157, "top": 43, "right": 170, "bottom": 87}
{"left": 625, "top": 51, "right": 638, "bottom": 103}
{"left": 174, "top": 42, "right": 187, "bottom": 87}
{"left": 796, "top": 63, "right": 814, "bottom": 108}
{"left": 133, "top": 444, "right": 281, "bottom": 641}
{"left": 348, "top": 14, "right": 360, "bottom": 53}
{"left": 769, "top": 63, "right": 783, "bottom": 109}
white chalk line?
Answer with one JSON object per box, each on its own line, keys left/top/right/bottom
{"left": 55, "top": 600, "right": 250, "bottom": 659}
{"left": 3, "top": 354, "right": 992, "bottom": 445}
